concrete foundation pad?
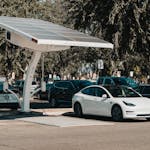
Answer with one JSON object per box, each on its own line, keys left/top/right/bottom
{"left": 17, "top": 116, "right": 114, "bottom": 127}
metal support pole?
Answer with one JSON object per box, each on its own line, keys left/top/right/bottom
{"left": 41, "top": 53, "right": 44, "bottom": 83}
{"left": 22, "top": 51, "right": 42, "bottom": 112}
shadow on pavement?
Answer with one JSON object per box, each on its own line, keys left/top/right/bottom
{"left": 63, "top": 112, "right": 148, "bottom": 123}
{"left": 0, "top": 100, "right": 72, "bottom": 120}
{"left": 30, "top": 100, "right": 71, "bottom": 109}
{"left": 0, "top": 99, "right": 149, "bottom": 123}
{"left": 0, "top": 109, "right": 44, "bottom": 120}
{"left": 30, "top": 102, "right": 51, "bottom": 109}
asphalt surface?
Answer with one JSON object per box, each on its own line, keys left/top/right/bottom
{"left": 0, "top": 99, "right": 150, "bottom": 150}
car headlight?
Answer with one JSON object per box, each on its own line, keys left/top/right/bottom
{"left": 123, "top": 101, "right": 136, "bottom": 107}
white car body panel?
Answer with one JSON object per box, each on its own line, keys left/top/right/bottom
{"left": 73, "top": 93, "right": 113, "bottom": 117}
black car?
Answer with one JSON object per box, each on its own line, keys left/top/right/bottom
{"left": 12, "top": 80, "right": 39, "bottom": 96}
{"left": 48, "top": 80, "right": 93, "bottom": 107}
{"left": 136, "top": 84, "right": 150, "bottom": 98}
{"left": 37, "top": 82, "right": 53, "bottom": 100}
{"left": 97, "top": 76, "right": 139, "bottom": 89}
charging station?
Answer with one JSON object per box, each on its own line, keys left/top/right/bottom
{"left": 0, "top": 16, "right": 113, "bottom": 112}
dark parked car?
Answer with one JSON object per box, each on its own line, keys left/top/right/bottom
{"left": 12, "top": 80, "right": 39, "bottom": 96}
{"left": 48, "top": 80, "right": 93, "bottom": 107}
{"left": 136, "top": 84, "right": 150, "bottom": 98}
{"left": 97, "top": 76, "right": 139, "bottom": 89}
{"left": 37, "top": 82, "right": 53, "bottom": 100}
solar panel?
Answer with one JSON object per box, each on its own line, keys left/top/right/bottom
{"left": 0, "top": 16, "right": 113, "bottom": 49}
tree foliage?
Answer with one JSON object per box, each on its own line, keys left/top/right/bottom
{"left": 0, "top": 0, "right": 61, "bottom": 79}
{"left": 62, "top": 0, "right": 150, "bottom": 76}
{"left": 0, "top": 0, "right": 149, "bottom": 80}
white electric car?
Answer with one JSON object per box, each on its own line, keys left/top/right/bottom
{"left": 72, "top": 85, "right": 150, "bottom": 121}
{"left": 0, "top": 82, "right": 20, "bottom": 109}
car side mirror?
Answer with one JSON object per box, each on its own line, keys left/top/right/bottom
{"left": 102, "top": 94, "right": 107, "bottom": 99}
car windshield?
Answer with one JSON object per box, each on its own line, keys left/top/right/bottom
{"left": 140, "top": 86, "right": 150, "bottom": 94}
{"left": 113, "top": 78, "right": 128, "bottom": 86}
{"left": 126, "top": 78, "right": 138, "bottom": 87}
{"left": 71, "top": 80, "right": 93, "bottom": 89}
{"left": 105, "top": 86, "right": 141, "bottom": 98}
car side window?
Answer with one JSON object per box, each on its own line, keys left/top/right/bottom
{"left": 55, "top": 82, "right": 65, "bottom": 88}
{"left": 142, "top": 86, "right": 150, "bottom": 94}
{"left": 82, "top": 87, "right": 95, "bottom": 96}
{"left": 55, "top": 81, "right": 74, "bottom": 89}
{"left": 138, "top": 86, "right": 144, "bottom": 93}
{"left": 97, "top": 78, "right": 104, "bottom": 84}
{"left": 95, "top": 87, "right": 108, "bottom": 97}
{"left": 123, "top": 87, "right": 139, "bottom": 97}
{"left": 65, "top": 82, "right": 74, "bottom": 89}
{"left": 104, "top": 79, "right": 112, "bottom": 85}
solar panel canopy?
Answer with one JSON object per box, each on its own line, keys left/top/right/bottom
{"left": 0, "top": 16, "right": 114, "bottom": 112}
{"left": 0, "top": 16, "right": 113, "bottom": 52}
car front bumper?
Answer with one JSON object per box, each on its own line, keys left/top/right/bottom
{"left": 123, "top": 107, "right": 150, "bottom": 119}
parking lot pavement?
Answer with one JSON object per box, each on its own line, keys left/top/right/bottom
{"left": 31, "top": 108, "right": 73, "bottom": 116}
{"left": 16, "top": 115, "right": 114, "bottom": 127}
{"left": 0, "top": 107, "right": 113, "bottom": 127}
{"left": 0, "top": 112, "right": 150, "bottom": 150}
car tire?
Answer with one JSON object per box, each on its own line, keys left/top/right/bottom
{"left": 111, "top": 105, "right": 123, "bottom": 122}
{"left": 74, "top": 103, "right": 83, "bottom": 117}
{"left": 49, "top": 98, "right": 57, "bottom": 108}
{"left": 146, "top": 118, "right": 150, "bottom": 121}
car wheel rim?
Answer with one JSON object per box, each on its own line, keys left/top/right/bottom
{"left": 112, "top": 106, "right": 122, "bottom": 121}
{"left": 75, "top": 104, "right": 82, "bottom": 117}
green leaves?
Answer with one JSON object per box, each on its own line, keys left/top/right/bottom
{"left": 0, "top": 0, "right": 149, "bottom": 79}
{"left": 62, "top": 0, "right": 149, "bottom": 76}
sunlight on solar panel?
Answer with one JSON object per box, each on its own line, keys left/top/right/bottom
{"left": 0, "top": 16, "right": 113, "bottom": 49}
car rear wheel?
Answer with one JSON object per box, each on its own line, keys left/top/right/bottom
{"left": 74, "top": 103, "right": 83, "bottom": 117}
{"left": 146, "top": 118, "right": 150, "bottom": 121}
{"left": 111, "top": 105, "right": 123, "bottom": 122}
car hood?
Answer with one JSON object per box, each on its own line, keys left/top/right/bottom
{"left": 115, "top": 97, "right": 150, "bottom": 106}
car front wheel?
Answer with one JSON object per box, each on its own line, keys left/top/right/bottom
{"left": 111, "top": 105, "right": 123, "bottom": 122}
{"left": 74, "top": 103, "right": 83, "bottom": 117}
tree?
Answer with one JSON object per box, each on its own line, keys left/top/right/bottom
{"left": 0, "top": 0, "right": 61, "bottom": 79}
{"left": 62, "top": 0, "right": 149, "bottom": 76}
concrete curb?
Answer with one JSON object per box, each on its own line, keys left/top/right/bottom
{"left": 0, "top": 108, "right": 73, "bottom": 118}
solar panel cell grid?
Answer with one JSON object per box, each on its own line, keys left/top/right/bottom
{"left": 0, "top": 16, "right": 113, "bottom": 49}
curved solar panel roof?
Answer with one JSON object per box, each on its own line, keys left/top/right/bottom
{"left": 0, "top": 16, "right": 113, "bottom": 49}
